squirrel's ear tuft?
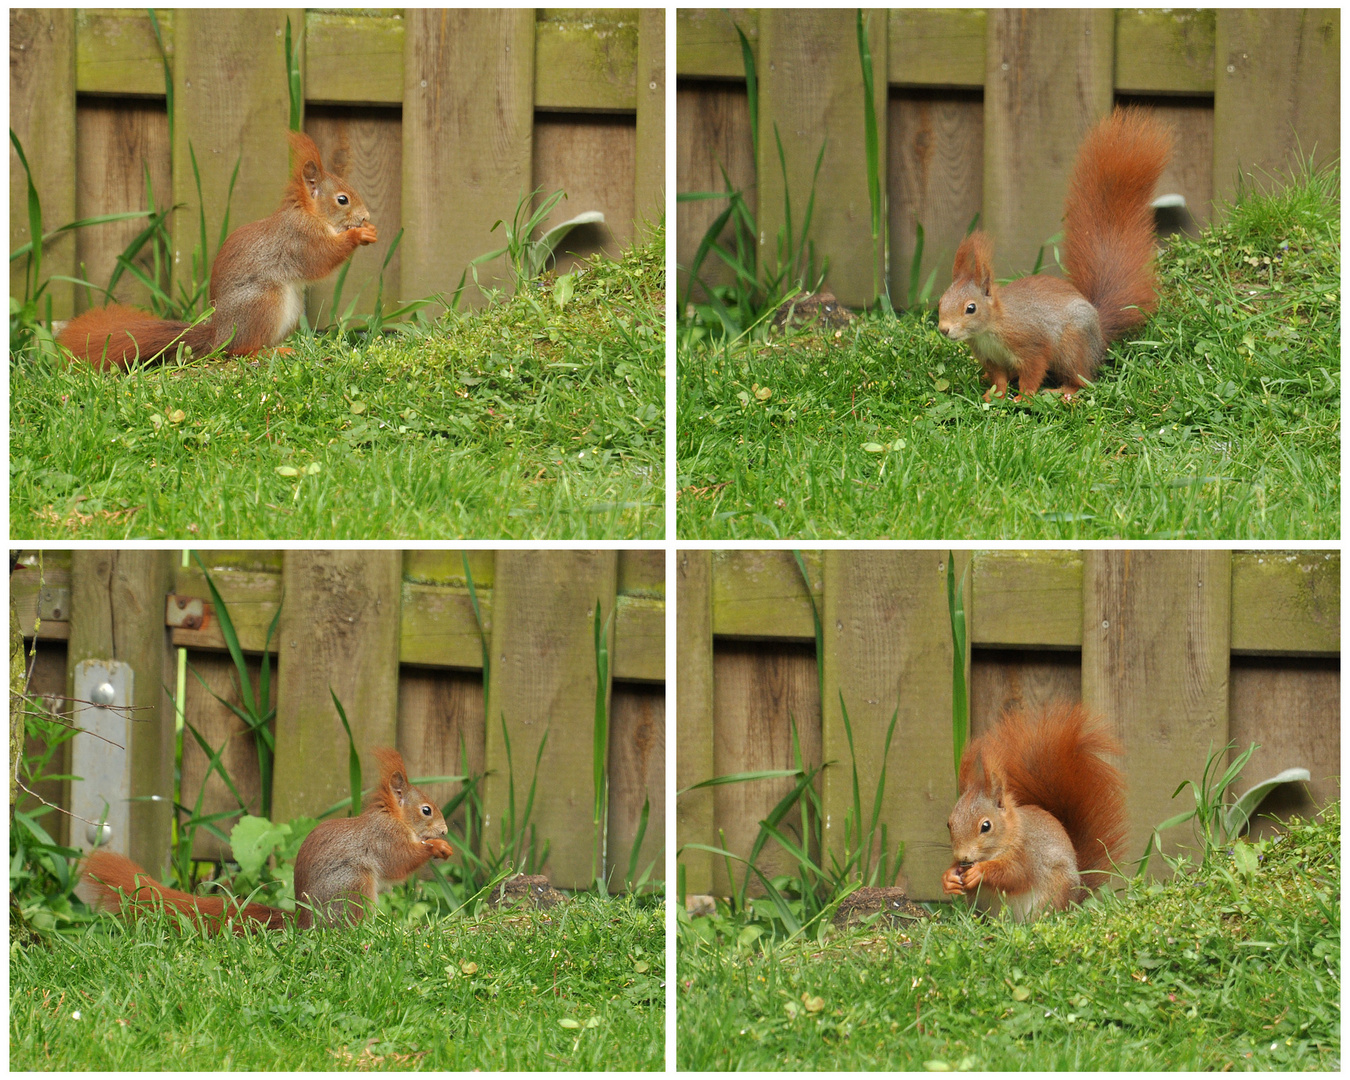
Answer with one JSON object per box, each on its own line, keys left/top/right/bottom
{"left": 370, "top": 746, "right": 410, "bottom": 793}
{"left": 287, "top": 131, "right": 324, "bottom": 174}
{"left": 952, "top": 230, "right": 994, "bottom": 289}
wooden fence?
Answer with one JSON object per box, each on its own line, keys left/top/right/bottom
{"left": 15, "top": 549, "right": 665, "bottom": 891}
{"left": 677, "top": 549, "right": 1339, "bottom": 900}
{"left": 11, "top": 8, "right": 665, "bottom": 323}
{"left": 677, "top": 8, "right": 1340, "bottom": 308}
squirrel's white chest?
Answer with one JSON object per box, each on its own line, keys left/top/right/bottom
{"left": 272, "top": 282, "right": 305, "bottom": 343}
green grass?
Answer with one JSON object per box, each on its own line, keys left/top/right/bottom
{"left": 11, "top": 893, "right": 664, "bottom": 1070}
{"left": 677, "top": 163, "right": 1339, "bottom": 539}
{"left": 11, "top": 228, "right": 664, "bottom": 540}
{"left": 677, "top": 803, "right": 1338, "bottom": 1070}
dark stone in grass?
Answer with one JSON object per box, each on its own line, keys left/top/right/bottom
{"left": 488, "top": 873, "right": 567, "bottom": 910}
{"left": 771, "top": 290, "right": 855, "bottom": 335}
{"left": 832, "top": 886, "right": 930, "bottom": 928}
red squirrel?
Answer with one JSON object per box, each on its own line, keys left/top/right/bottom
{"left": 80, "top": 748, "right": 452, "bottom": 932}
{"left": 57, "top": 131, "right": 377, "bottom": 370}
{"left": 942, "top": 702, "right": 1126, "bottom": 921}
{"left": 938, "top": 107, "right": 1173, "bottom": 400}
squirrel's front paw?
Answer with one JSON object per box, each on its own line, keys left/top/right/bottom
{"left": 424, "top": 837, "right": 454, "bottom": 859}
{"left": 352, "top": 225, "right": 378, "bottom": 246}
{"left": 960, "top": 862, "right": 985, "bottom": 890}
{"left": 941, "top": 866, "right": 967, "bottom": 896}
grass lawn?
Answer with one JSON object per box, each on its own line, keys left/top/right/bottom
{"left": 11, "top": 893, "right": 664, "bottom": 1070}
{"left": 676, "top": 167, "right": 1338, "bottom": 540}
{"left": 676, "top": 804, "right": 1338, "bottom": 1070}
{"left": 11, "top": 228, "right": 664, "bottom": 540}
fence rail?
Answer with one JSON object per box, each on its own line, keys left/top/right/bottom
{"left": 16, "top": 549, "right": 666, "bottom": 891}
{"left": 11, "top": 8, "right": 665, "bottom": 322}
{"left": 677, "top": 549, "right": 1339, "bottom": 899}
{"left": 676, "top": 8, "right": 1339, "bottom": 308}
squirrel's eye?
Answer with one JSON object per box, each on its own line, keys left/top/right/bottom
{"left": 965, "top": 302, "right": 977, "bottom": 315}
{"left": 421, "top": 804, "right": 432, "bottom": 817}
{"left": 337, "top": 194, "right": 349, "bottom": 206}
{"left": 980, "top": 819, "right": 992, "bottom": 833}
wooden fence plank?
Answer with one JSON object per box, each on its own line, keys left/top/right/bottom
{"left": 634, "top": 7, "right": 666, "bottom": 235}
{"left": 485, "top": 551, "right": 618, "bottom": 890}
{"left": 712, "top": 640, "right": 820, "bottom": 895}
{"left": 11, "top": 9, "right": 78, "bottom": 320}
{"left": 535, "top": 10, "right": 638, "bottom": 113}
{"left": 271, "top": 551, "right": 403, "bottom": 822}
{"left": 397, "top": 668, "right": 485, "bottom": 833}
{"left": 1115, "top": 8, "right": 1215, "bottom": 96}
{"left": 711, "top": 549, "right": 819, "bottom": 639}
{"left": 983, "top": 9, "right": 1114, "bottom": 271}
{"left": 820, "top": 550, "right": 965, "bottom": 901}
{"left": 676, "top": 8, "right": 758, "bottom": 80}
{"left": 608, "top": 683, "right": 665, "bottom": 890}
{"left": 758, "top": 8, "right": 887, "bottom": 309}
{"left": 67, "top": 551, "right": 176, "bottom": 873}
{"left": 74, "top": 8, "right": 173, "bottom": 96}
{"left": 888, "top": 8, "right": 985, "bottom": 88}
{"left": 403, "top": 9, "right": 534, "bottom": 311}
{"left": 1082, "top": 551, "right": 1231, "bottom": 871}
{"left": 613, "top": 596, "right": 665, "bottom": 683}
{"left": 675, "top": 550, "right": 715, "bottom": 894}
{"left": 971, "top": 549, "right": 1083, "bottom": 648}
{"left": 1231, "top": 551, "right": 1339, "bottom": 656}
{"left": 171, "top": 9, "right": 297, "bottom": 306}
{"left": 618, "top": 550, "right": 666, "bottom": 597}
{"left": 1212, "top": 9, "right": 1340, "bottom": 209}
{"left": 306, "top": 10, "right": 404, "bottom": 107}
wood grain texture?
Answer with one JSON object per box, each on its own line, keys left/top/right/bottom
{"left": 983, "top": 9, "right": 1114, "bottom": 271}
{"left": 535, "top": 9, "right": 638, "bottom": 113}
{"left": 74, "top": 7, "right": 174, "bottom": 97}
{"left": 67, "top": 550, "right": 176, "bottom": 872}
{"left": 887, "top": 92, "right": 983, "bottom": 316}
{"left": 676, "top": 550, "right": 715, "bottom": 894}
{"left": 1082, "top": 550, "right": 1231, "bottom": 874}
{"left": 608, "top": 681, "right": 665, "bottom": 887}
{"left": 532, "top": 112, "right": 636, "bottom": 272}
{"left": 306, "top": 10, "right": 404, "bottom": 107}
{"left": 11, "top": 8, "right": 77, "bottom": 319}
{"left": 675, "top": 80, "right": 756, "bottom": 303}
{"left": 73, "top": 100, "right": 171, "bottom": 313}
{"left": 171, "top": 9, "right": 297, "bottom": 303}
{"left": 618, "top": 550, "right": 665, "bottom": 597}
{"left": 1213, "top": 10, "right": 1340, "bottom": 210}
{"left": 305, "top": 107, "right": 402, "bottom": 324}
{"left": 271, "top": 550, "right": 403, "bottom": 822}
{"left": 485, "top": 550, "right": 618, "bottom": 889}
{"left": 712, "top": 641, "right": 821, "bottom": 895}
{"left": 396, "top": 667, "right": 485, "bottom": 834}
{"left": 634, "top": 8, "right": 666, "bottom": 236}
{"left": 403, "top": 9, "right": 534, "bottom": 311}
{"left": 1141, "top": 98, "right": 1213, "bottom": 232}
{"left": 970, "top": 650, "right": 1082, "bottom": 740}
{"left": 820, "top": 550, "right": 965, "bottom": 900}
{"left": 757, "top": 9, "right": 888, "bottom": 308}
{"left": 612, "top": 596, "right": 664, "bottom": 684}
{"left": 180, "top": 651, "right": 275, "bottom": 861}
{"left": 1228, "top": 656, "right": 1339, "bottom": 832}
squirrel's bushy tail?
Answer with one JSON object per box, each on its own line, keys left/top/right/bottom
{"left": 56, "top": 304, "right": 216, "bottom": 370}
{"left": 1063, "top": 107, "right": 1173, "bottom": 342}
{"left": 961, "top": 702, "right": 1126, "bottom": 886}
{"left": 81, "top": 850, "right": 288, "bottom": 934}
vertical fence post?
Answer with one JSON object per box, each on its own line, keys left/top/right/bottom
{"left": 758, "top": 9, "right": 887, "bottom": 308}
{"left": 485, "top": 551, "right": 618, "bottom": 890}
{"left": 1212, "top": 9, "right": 1341, "bottom": 211}
{"left": 10, "top": 9, "right": 77, "bottom": 320}
{"left": 634, "top": 8, "right": 666, "bottom": 238}
{"left": 271, "top": 550, "right": 402, "bottom": 823}
{"left": 402, "top": 9, "right": 534, "bottom": 311}
{"left": 675, "top": 551, "right": 714, "bottom": 896}
{"left": 67, "top": 551, "right": 176, "bottom": 874}
{"left": 1082, "top": 551, "right": 1232, "bottom": 874}
{"left": 982, "top": 9, "right": 1113, "bottom": 268}
{"left": 821, "top": 549, "right": 964, "bottom": 900}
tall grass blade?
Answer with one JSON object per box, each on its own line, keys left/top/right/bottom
{"left": 329, "top": 688, "right": 363, "bottom": 818}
